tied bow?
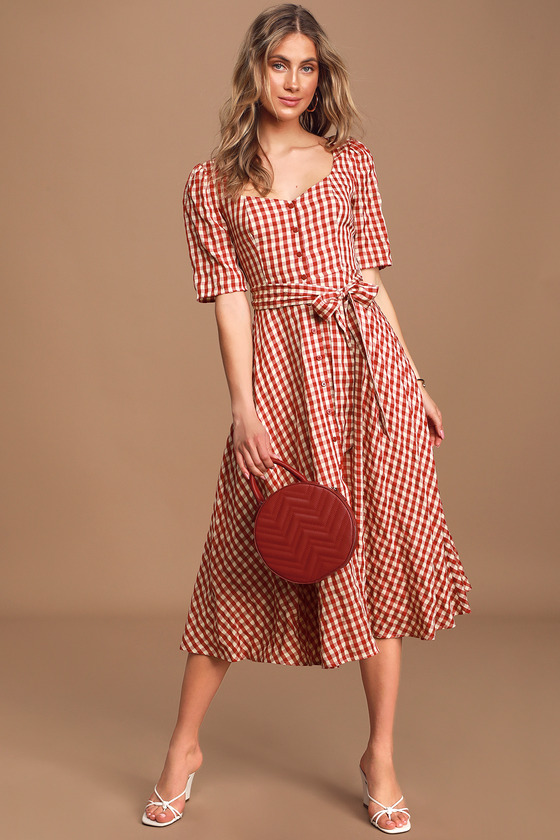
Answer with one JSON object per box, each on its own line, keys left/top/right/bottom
{"left": 310, "top": 283, "right": 391, "bottom": 441}
{"left": 311, "top": 282, "right": 379, "bottom": 323}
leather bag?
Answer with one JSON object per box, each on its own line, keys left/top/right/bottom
{"left": 248, "top": 457, "right": 357, "bottom": 584}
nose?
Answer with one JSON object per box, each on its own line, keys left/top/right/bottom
{"left": 284, "top": 69, "right": 299, "bottom": 90}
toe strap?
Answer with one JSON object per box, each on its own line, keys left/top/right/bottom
{"left": 146, "top": 783, "right": 188, "bottom": 818}
{"left": 146, "top": 799, "right": 181, "bottom": 819}
{"left": 370, "top": 795, "right": 410, "bottom": 826}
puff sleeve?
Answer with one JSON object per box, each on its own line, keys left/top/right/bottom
{"left": 351, "top": 141, "right": 392, "bottom": 271}
{"left": 182, "top": 162, "right": 248, "bottom": 303}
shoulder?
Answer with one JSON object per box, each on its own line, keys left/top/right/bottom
{"left": 183, "top": 158, "right": 224, "bottom": 209}
{"left": 338, "top": 136, "right": 375, "bottom": 170}
{"left": 184, "top": 158, "right": 212, "bottom": 193}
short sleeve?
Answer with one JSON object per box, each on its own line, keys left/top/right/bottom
{"left": 182, "top": 162, "right": 248, "bottom": 303}
{"left": 351, "top": 141, "right": 392, "bottom": 271}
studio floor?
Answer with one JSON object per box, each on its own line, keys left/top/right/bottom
{"left": 2, "top": 613, "right": 557, "bottom": 840}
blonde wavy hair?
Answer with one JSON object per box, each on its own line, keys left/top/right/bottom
{"left": 211, "top": 3, "right": 364, "bottom": 199}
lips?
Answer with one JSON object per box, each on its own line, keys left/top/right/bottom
{"left": 279, "top": 97, "right": 301, "bottom": 105}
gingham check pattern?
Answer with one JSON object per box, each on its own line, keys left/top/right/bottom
{"left": 180, "top": 137, "right": 471, "bottom": 669}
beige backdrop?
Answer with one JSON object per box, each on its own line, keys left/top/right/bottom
{"left": 1, "top": 0, "right": 559, "bottom": 618}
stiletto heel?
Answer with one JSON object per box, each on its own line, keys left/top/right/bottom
{"left": 359, "top": 765, "right": 411, "bottom": 834}
{"left": 142, "top": 772, "right": 196, "bottom": 827}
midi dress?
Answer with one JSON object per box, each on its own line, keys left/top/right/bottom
{"left": 179, "top": 136, "right": 471, "bottom": 670}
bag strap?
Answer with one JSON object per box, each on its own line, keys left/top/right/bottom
{"left": 248, "top": 456, "right": 309, "bottom": 504}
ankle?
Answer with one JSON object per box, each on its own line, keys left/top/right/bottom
{"left": 362, "top": 744, "right": 394, "bottom": 762}
{"left": 167, "top": 740, "right": 202, "bottom": 760}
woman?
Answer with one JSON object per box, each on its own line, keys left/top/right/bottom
{"left": 142, "top": 3, "right": 471, "bottom": 833}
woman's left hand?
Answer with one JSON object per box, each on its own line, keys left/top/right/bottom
{"left": 420, "top": 388, "right": 445, "bottom": 448}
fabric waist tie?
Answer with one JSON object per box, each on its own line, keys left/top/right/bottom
{"left": 251, "top": 280, "right": 392, "bottom": 442}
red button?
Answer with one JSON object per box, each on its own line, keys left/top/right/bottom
{"left": 326, "top": 409, "right": 333, "bottom": 415}
{"left": 311, "top": 327, "right": 317, "bottom": 333}
{"left": 292, "top": 227, "right": 298, "bottom": 232}
{"left": 287, "top": 201, "right": 295, "bottom": 208}
{"left": 296, "top": 251, "right": 302, "bottom": 257}
{"left": 333, "top": 436, "right": 339, "bottom": 441}
{"left": 300, "top": 274, "right": 306, "bottom": 280}
{"left": 316, "top": 354, "right": 322, "bottom": 360}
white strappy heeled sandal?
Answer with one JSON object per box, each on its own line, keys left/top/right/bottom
{"left": 142, "top": 772, "right": 196, "bottom": 827}
{"left": 359, "top": 766, "right": 411, "bottom": 834}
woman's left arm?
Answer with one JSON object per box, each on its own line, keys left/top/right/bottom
{"left": 361, "top": 267, "right": 445, "bottom": 448}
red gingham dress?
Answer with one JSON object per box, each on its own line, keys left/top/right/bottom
{"left": 179, "top": 136, "right": 471, "bottom": 669}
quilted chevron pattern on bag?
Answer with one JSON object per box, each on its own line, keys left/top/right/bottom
{"left": 253, "top": 482, "right": 357, "bottom": 584}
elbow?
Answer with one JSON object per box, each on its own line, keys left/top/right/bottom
{"left": 214, "top": 290, "right": 251, "bottom": 322}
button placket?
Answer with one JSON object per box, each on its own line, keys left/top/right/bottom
{"left": 288, "top": 203, "right": 307, "bottom": 279}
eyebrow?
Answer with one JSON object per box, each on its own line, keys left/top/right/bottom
{"left": 269, "top": 54, "right": 318, "bottom": 63}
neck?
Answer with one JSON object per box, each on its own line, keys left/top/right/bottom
{"left": 256, "top": 111, "right": 316, "bottom": 155}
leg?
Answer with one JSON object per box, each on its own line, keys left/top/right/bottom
{"left": 359, "top": 638, "right": 410, "bottom": 831}
{"left": 144, "top": 651, "right": 231, "bottom": 823}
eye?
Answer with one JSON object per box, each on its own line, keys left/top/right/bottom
{"left": 271, "top": 62, "right": 285, "bottom": 70}
{"left": 302, "top": 65, "right": 315, "bottom": 73}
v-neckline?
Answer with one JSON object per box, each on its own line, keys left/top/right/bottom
{"left": 239, "top": 138, "right": 347, "bottom": 205}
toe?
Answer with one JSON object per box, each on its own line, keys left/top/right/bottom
{"left": 375, "top": 814, "right": 394, "bottom": 830}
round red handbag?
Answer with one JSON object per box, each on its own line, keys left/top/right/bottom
{"left": 248, "top": 457, "right": 357, "bottom": 584}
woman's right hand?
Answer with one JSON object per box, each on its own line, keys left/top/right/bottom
{"left": 232, "top": 411, "right": 280, "bottom": 480}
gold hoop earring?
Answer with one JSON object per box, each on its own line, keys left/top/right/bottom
{"left": 306, "top": 91, "right": 319, "bottom": 112}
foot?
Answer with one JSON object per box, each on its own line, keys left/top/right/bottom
{"left": 144, "top": 744, "right": 203, "bottom": 824}
{"left": 359, "top": 749, "right": 410, "bottom": 832}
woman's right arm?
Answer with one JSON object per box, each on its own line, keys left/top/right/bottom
{"left": 214, "top": 291, "right": 279, "bottom": 479}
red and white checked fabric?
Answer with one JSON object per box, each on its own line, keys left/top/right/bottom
{"left": 180, "top": 136, "right": 471, "bottom": 669}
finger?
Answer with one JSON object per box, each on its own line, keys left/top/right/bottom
{"left": 236, "top": 446, "right": 264, "bottom": 479}
{"left": 430, "top": 422, "right": 441, "bottom": 447}
{"left": 250, "top": 436, "right": 279, "bottom": 474}
{"left": 432, "top": 413, "right": 444, "bottom": 443}
{"left": 235, "top": 452, "right": 250, "bottom": 479}
{"left": 428, "top": 421, "right": 436, "bottom": 447}
{"left": 243, "top": 448, "right": 268, "bottom": 478}
{"left": 257, "top": 443, "right": 278, "bottom": 471}
{"left": 430, "top": 414, "right": 443, "bottom": 440}
{"left": 249, "top": 450, "right": 269, "bottom": 476}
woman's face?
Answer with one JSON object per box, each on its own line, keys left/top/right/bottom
{"left": 259, "top": 32, "right": 319, "bottom": 122}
